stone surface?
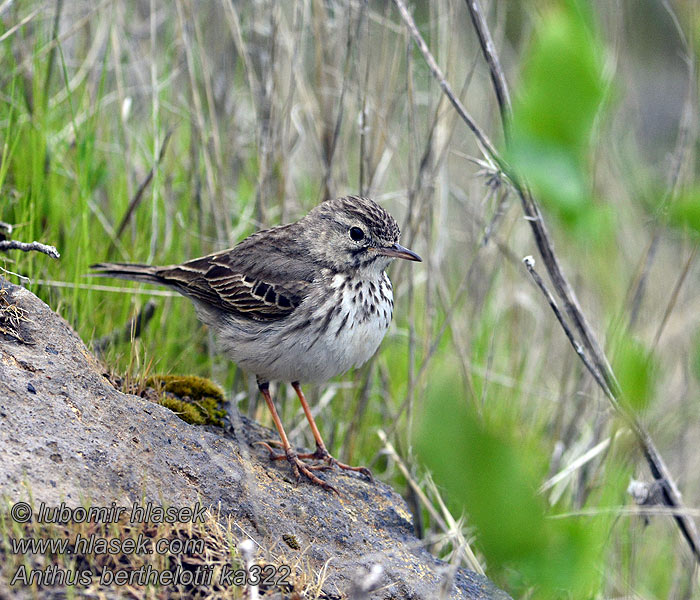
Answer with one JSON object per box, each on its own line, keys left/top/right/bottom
{"left": 0, "top": 277, "right": 510, "bottom": 600}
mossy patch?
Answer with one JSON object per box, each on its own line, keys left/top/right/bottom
{"left": 146, "top": 375, "right": 226, "bottom": 426}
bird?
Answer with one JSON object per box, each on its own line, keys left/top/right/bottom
{"left": 91, "top": 195, "right": 421, "bottom": 492}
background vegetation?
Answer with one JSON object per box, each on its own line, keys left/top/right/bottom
{"left": 2, "top": 0, "right": 699, "bottom": 597}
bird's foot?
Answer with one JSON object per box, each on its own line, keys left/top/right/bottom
{"left": 306, "top": 445, "right": 374, "bottom": 482}
{"left": 254, "top": 442, "right": 338, "bottom": 493}
{"left": 254, "top": 441, "right": 373, "bottom": 484}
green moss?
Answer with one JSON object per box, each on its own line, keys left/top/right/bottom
{"left": 147, "top": 375, "right": 226, "bottom": 426}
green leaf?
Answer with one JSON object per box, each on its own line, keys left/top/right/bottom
{"left": 613, "top": 335, "right": 657, "bottom": 412}
{"left": 667, "top": 187, "right": 700, "bottom": 236}
{"left": 507, "top": 0, "right": 608, "bottom": 242}
{"left": 415, "top": 376, "right": 604, "bottom": 598}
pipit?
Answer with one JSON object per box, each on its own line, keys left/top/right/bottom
{"left": 92, "top": 196, "right": 421, "bottom": 492}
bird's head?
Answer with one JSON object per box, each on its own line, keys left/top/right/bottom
{"left": 303, "top": 196, "right": 421, "bottom": 274}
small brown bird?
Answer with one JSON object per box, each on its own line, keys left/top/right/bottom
{"left": 92, "top": 196, "right": 421, "bottom": 492}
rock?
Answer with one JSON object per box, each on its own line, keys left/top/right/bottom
{"left": 0, "top": 277, "right": 510, "bottom": 600}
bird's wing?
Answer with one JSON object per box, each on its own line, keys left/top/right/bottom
{"left": 157, "top": 225, "right": 316, "bottom": 321}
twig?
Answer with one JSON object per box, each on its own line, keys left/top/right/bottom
{"left": 652, "top": 244, "right": 698, "bottom": 350}
{"left": 464, "top": 0, "right": 511, "bottom": 132}
{"left": 523, "top": 257, "right": 609, "bottom": 397}
{"left": 465, "top": 0, "right": 700, "bottom": 564}
{"left": 392, "top": 0, "right": 499, "bottom": 165}
{"left": 112, "top": 129, "right": 173, "bottom": 245}
{"left": 0, "top": 240, "right": 60, "bottom": 259}
{"left": 0, "top": 266, "right": 30, "bottom": 284}
{"left": 524, "top": 257, "right": 700, "bottom": 559}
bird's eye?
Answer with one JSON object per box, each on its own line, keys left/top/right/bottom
{"left": 349, "top": 227, "right": 365, "bottom": 242}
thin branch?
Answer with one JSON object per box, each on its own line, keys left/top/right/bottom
{"left": 112, "top": 129, "right": 173, "bottom": 245}
{"left": 392, "top": 0, "right": 499, "bottom": 165}
{"left": 0, "top": 240, "right": 60, "bottom": 259}
{"left": 464, "top": 0, "right": 511, "bottom": 132}
{"left": 524, "top": 258, "right": 700, "bottom": 560}
{"left": 523, "top": 257, "right": 611, "bottom": 399}
{"left": 484, "top": 12, "right": 699, "bottom": 565}
{"left": 652, "top": 244, "right": 698, "bottom": 350}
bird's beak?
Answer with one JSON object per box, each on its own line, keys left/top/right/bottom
{"left": 375, "top": 243, "right": 422, "bottom": 262}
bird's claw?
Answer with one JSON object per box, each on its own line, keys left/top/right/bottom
{"left": 254, "top": 441, "right": 338, "bottom": 493}
{"left": 309, "top": 445, "right": 374, "bottom": 482}
{"left": 254, "top": 440, "right": 372, "bottom": 488}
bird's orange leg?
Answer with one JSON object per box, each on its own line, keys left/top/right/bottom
{"left": 255, "top": 381, "right": 337, "bottom": 493}
{"left": 292, "top": 381, "right": 373, "bottom": 481}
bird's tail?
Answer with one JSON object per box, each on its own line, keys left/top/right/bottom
{"left": 90, "top": 262, "right": 167, "bottom": 286}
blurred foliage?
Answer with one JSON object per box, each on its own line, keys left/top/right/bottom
{"left": 667, "top": 185, "right": 700, "bottom": 237}
{"left": 612, "top": 334, "right": 658, "bottom": 413}
{"left": 416, "top": 375, "right": 612, "bottom": 598}
{"left": 692, "top": 331, "right": 700, "bottom": 384}
{"left": 507, "top": 0, "right": 613, "bottom": 245}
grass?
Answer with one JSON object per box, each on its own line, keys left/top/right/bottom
{"left": 1, "top": 0, "right": 700, "bottom": 598}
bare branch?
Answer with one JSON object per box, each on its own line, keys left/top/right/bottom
{"left": 524, "top": 258, "right": 700, "bottom": 560}
{"left": 464, "top": 0, "right": 512, "bottom": 131}
{"left": 112, "top": 129, "right": 173, "bottom": 245}
{"left": 0, "top": 240, "right": 60, "bottom": 259}
{"left": 392, "top": 0, "right": 499, "bottom": 165}
{"left": 523, "top": 257, "right": 611, "bottom": 398}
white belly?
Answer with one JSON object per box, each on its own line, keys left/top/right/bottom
{"left": 207, "top": 273, "right": 394, "bottom": 383}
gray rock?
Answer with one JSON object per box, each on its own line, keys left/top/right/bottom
{"left": 0, "top": 277, "right": 509, "bottom": 600}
